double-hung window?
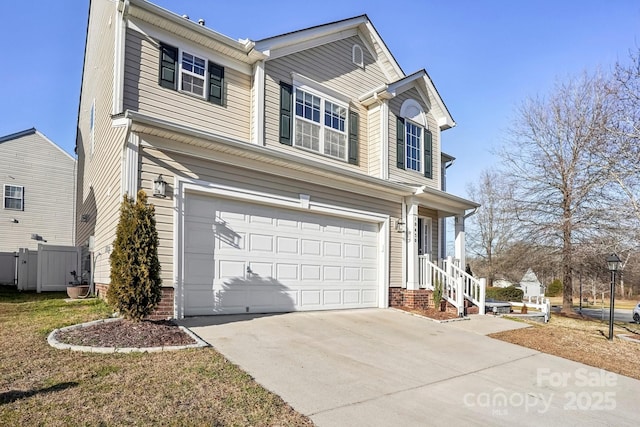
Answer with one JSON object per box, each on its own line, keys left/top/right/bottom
{"left": 158, "top": 43, "right": 224, "bottom": 105}
{"left": 405, "top": 121, "right": 422, "bottom": 173}
{"left": 396, "top": 99, "right": 433, "bottom": 178}
{"left": 180, "top": 52, "right": 206, "bottom": 97}
{"left": 294, "top": 88, "right": 348, "bottom": 161}
{"left": 4, "top": 185, "right": 23, "bottom": 210}
{"left": 280, "top": 78, "right": 359, "bottom": 165}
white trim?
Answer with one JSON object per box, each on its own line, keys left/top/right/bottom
{"left": 112, "top": 0, "right": 127, "bottom": 115}
{"left": 400, "top": 99, "right": 426, "bottom": 127}
{"left": 120, "top": 133, "right": 139, "bottom": 197}
{"left": 173, "top": 176, "right": 389, "bottom": 317}
{"left": 127, "top": 19, "right": 252, "bottom": 75}
{"left": 257, "top": 27, "right": 360, "bottom": 60}
{"left": 3, "top": 184, "right": 24, "bottom": 211}
{"left": 352, "top": 44, "right": 364, "bottom": 68}
{"left": 89, "top": 99, "right": 95, "bottom": 158}
{"left": 380, "top": 101, "right": 389, "bottom": 180}
{"left": 179, "top": 50, "right": 207, "bottom": 99}
{"left": 292, "top": 84, "right": 350, "bottom": 162}
{"left": 252, "top": 60, "right": 265, "bottom": 145}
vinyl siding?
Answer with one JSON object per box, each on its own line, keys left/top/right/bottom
{"left": 137, "top": 139, "right": 404, "bottom": 288}
{"left": 0, "top": 133, "right": 75, "bottom": 252}
{"left": 123, "top": 27, "right": 251, "bottom": 142}
{"left": 76, "top": 0, "right": 128, "bottom": 284}
{"left": 264, "top": 35, "right": 388, "bottom": 174}
{"left": 388, "top": 88, "right": 441, "bottom": 190}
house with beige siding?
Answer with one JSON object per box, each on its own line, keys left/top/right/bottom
{"left": 76, "top": 0, "right": 484, "bottom": 319}
{"left": 0, "top": 128, "right": 76, "bottom": 252}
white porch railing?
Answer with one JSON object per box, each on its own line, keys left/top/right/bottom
{"left": 510, "top": 296, "right": 551, "bottom": 322}
{"left": 418, "top": 255, "right": 486, "bottom": 316}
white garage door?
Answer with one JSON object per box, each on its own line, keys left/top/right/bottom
{"left": 183, "top": 193, "right": 380, "bottom": 315}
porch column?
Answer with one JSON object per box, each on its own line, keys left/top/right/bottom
{"left": 406, "top": 199, "right": 420, "bottom": 290}
{"left": 454, "top": 214, "right": 466, "bottom": 268}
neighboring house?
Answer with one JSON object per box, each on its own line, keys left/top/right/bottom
{"left": 76, "top": 0, "right": 481, "bottom": 319}
{"left": 493, "top": 279, "right": 514, "bottom": 289}
{"left": 519, "top": 268, "right": 543, "bottom": 298}
{"left": 0, "top": 128, "right": 76, "bottom": 252}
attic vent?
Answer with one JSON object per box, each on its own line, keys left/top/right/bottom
{"left": 182, "top": 14, "right": 189, "bottom": 20}
{"left": 352, "top": 44, "right": 364, "bottom": 68}
{"left": 198, "top": 18, "right": 205, "bottom": 26}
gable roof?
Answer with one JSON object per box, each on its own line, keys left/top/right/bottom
{"left": 359, "top": 70, "right": 455, "bottom": 130}
{"left": 124, "top": 1, "right": 454, "bottom": 128}
{"left": 254, "top": 15, "right": 404, "bottom": 81}
{"left": 0, "top": 128, "right": 75, "bottom": 161}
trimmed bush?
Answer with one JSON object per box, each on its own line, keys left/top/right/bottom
{"left": 546, "top": 279, "right": 562, "bottom": 297}
{"left": 486, "top": 285, "right": 524, "bottom": 302}
{"left": 107, "top": 190, "right": 162, "bottom": 321}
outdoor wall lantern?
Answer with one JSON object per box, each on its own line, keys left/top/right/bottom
{"left": 606, "top": 253, "right": 621, "bottom": 341}
{"left": 395, "top": 219, "right": 406, "bottom": 233}
{"left": 153, "top": 174, "right": 167, "bottom": 198}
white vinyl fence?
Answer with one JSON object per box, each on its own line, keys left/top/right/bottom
{"left": 37, "top": 244, "right": 81, "bottom": 292}
{"left": 0, "top": 252, "right": 16, "bottom": 285}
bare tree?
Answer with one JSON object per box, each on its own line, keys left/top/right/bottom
{"left": 603, "top": 49, "right": 640, "bottom": 235}
{"left": 466, "top": 170, "right": 515, "bottom": 285}
{"left": 499, "top": 72, "right": 614, "bottom": 313}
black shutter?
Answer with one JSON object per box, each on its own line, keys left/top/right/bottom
{"left": 424, "top": 128, "right": 433, "bottom": 178}
{"left": 208, "top": 62, "right": 224, "bottom": 105}
{"left": 279, "top": 82, "right": 293, "bottom": 146}
{"left": 159, "top": 43, "right": 178, "bottom": 90}
{"left": 348, "top": 110, "right": 359, "bottom": 165}
{"left": 396, "top": 117, "right": 405, "bottom": 169}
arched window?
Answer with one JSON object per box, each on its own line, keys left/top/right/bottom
{"left": 352, "top": 44, "right": 364, "bottom": 68}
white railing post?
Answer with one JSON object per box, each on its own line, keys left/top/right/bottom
{"left": 479, "top": 278, "right": 486, "bottom": 315}
{"left": 457, "top": 276, "right": 464, "bottom": 316}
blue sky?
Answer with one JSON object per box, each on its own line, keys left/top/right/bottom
{"left": 1, "top": 0, "right": 638, "bottom": 198}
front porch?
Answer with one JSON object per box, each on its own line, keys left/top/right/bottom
{"left": 394, "top": 193, "right": 486, "bottom": 316}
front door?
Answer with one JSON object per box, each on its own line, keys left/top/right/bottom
{"left": 417, "top": 217, "right": 432, "bottom": 261}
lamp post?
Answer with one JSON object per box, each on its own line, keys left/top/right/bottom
{"left": 606, "top": 253, "right": 621, "bottom": 341}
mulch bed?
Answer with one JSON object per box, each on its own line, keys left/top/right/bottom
{"left": 55, "top": 319, "right": 196, "bottom": 348}
{"left": 396, "top": 306, "right": 460, "bottom": 321}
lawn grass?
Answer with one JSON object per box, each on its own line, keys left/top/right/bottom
{"left": 490, "top": 312, "right": 640, "bottom": 381}
{"left": 0, "top": 286, "right": 312, "bottom": 426}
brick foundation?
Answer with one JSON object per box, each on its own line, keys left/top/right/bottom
{"left": 94, "top": 283, "right": 175, "bottom": 320}
{"left": 389, "top": 287, "right": 478, "bottom": 315}
{"left": 389, "top": 288, "right": 433, "bottom": 310}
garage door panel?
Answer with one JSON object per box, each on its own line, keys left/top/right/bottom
{"left": 183, "top": 193, "right": 380, "bottom": 316}
{"left": 249, "top": 234, "right": 273, "bottom": 252}
{"left": 276, "top": 263, "right": 299, "bottom": 280}
{"left": 301, "top": 265, "right": 321, "bottom": 281}
{"left": 301, "top": 239, "right": 321, "bottom": 256}
{"left": 323, "top": 290, "right": 342, "bottom": 305}
{"left": 218, "top": 260, "right": 245, "bottom": 279}
{"left": 362, "top": 289, "right": 377, "bottom": 304}
{"left": 344, "top": 244, "right": 361, "bottom": 258}
{"left": 323, "top": 241, "right": 341, "bottom": 257}
{"left": 362, "top": 267, "right": 377, "bottom": 282}
{"left": 363, "top": 245, "right": 377, "bottom": 260}
{"left": 277, "top": 237, "right": 298, "bottom": 254}
{"left": 301, "top": 290, "right": 321, "bottom": 306}
{"left": 248, "top": 262, "right": 273, "bottom": 277}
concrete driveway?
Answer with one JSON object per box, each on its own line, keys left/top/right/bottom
{"left": 181, "top": 309, "right": 640, "bottom": 426}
